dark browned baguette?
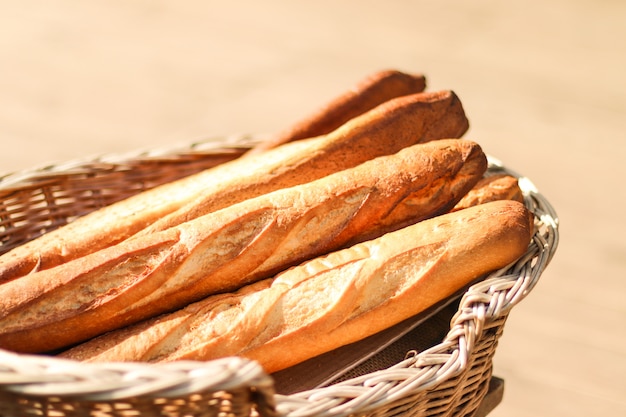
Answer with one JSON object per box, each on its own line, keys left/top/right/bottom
{"left": 249, "top": 69, "right": 427, "bottom": 153}
{"left": 0, "top": 139, "right": 486, "bottom": 353}
{"left": 0, "top": 89, "right": 468, "bottom": 283}
{"left": 60, "top": 200, "right": 534, "bottom": 372}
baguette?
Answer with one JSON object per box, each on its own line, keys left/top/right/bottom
{"left": 0, "top": 139, "right": 486, "bottom": 353}
{"left": 60, "top": 200, "right": 534, "bottom": 372}
{"left": 0, "top": 89, "right": 468, "bottom": 283}
{"left": 452, "top": 174, "right": 523, "bottom": 211}
{"left": 137, "top": 90, "right": 469, "bottom": 236}
{"left": 249, "top": 69, "right": 427, "bottom": 153}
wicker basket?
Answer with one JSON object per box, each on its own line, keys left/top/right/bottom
{"left": 0, "top": 135, "right": 559, "bottom": 417}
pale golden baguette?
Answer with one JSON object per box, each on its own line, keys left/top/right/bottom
{"left": 0, "top": 139, "right": 486, "bottom": 353}
{"left": 249, "top": 69, "right": 427, "bottom": 153}
{"left": 0, "top": 90, "right": 468, "bottom": 283}
{"left": 60, "top": 200, "right": 534, "bottom": 372}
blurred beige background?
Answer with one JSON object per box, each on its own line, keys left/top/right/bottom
{"left": 1, "top": 1, "right": 625, "bottom": 415}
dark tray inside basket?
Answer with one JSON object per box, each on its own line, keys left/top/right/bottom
{"left": 271, "top": 289, "right": 464, "bottom": 395}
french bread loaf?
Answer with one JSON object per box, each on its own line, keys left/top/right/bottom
{"left": 139, "top": 89, "right": 470, "bottom": 235}
{"left": 0, "top": 139, "right": 486, "bottom": 353}
{"left": 249, "top": 69, "right": 427, "bottom": 153}
{"left": 60, "top": 200, "right": 534, "bottom": 372}
{"left": 0, "top": 90, "right": 468, "bottom": 283}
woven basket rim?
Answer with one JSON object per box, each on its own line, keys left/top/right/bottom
{"left": 0, "top": 138, "right": 559, "bottom": 417}
{"left": 276, "top": 157, "right": 558, "bottom": 416}
{"left": 0, "top": 134, "right": 261, "bottom": 191}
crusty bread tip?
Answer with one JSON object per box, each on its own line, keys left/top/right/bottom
{"left": 452, "top": 174, "right": 524, "bottom": 212}
{"left": 249, "top": 69, "right": 427, "bottom": 153}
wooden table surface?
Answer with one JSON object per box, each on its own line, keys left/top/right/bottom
{"left": 1, "top": 1, "right": 625, "bottom": 415}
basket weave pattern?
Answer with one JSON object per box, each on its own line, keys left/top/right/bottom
{"left": 0, "top": 135, "right": 257, "bottom": 254}
{"left": 0, "top": 136, "right": 559, "bottom": 417}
